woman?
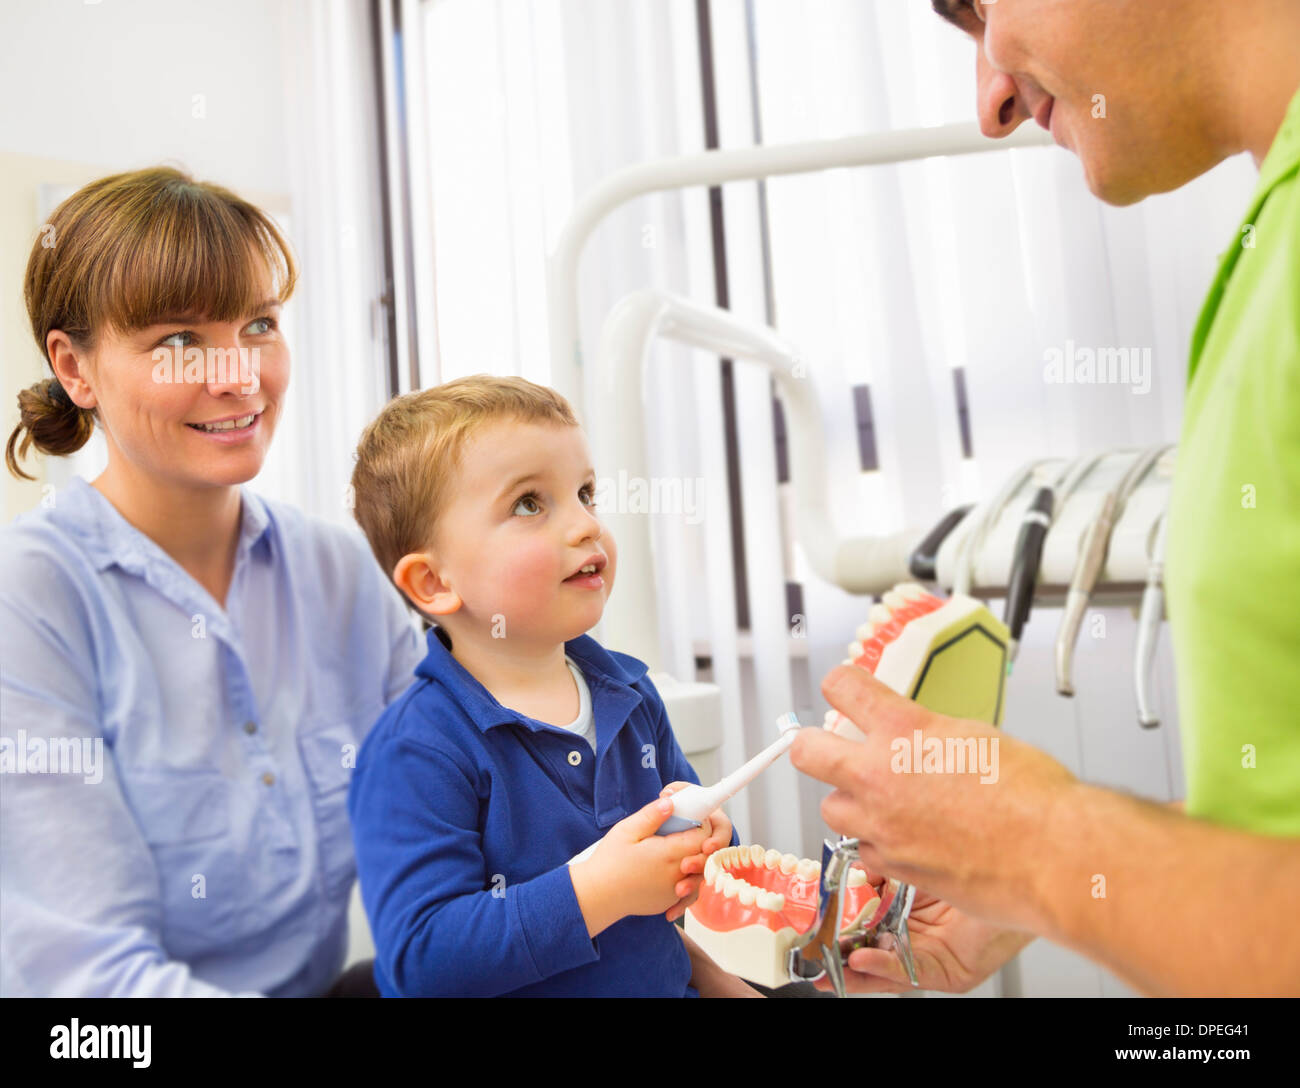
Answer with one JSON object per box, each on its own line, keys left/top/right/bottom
{"left": 0, "top": 168, "right": 422, "bottom": 997}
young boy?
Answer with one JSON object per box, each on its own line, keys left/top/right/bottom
{"left": 347, "top": 374, "right": 753, "bottom": 997}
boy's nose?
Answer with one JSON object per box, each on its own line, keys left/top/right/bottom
{"left": 566, "top": 503, "right": 603, "bottom": 544}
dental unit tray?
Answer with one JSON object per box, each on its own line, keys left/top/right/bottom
{"left": 685, "top": 583, "right": 1009, "bottom": 995}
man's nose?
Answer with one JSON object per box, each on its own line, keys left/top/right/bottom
{"left": 976, "top": 49, "right": 1030, "bottom": 138}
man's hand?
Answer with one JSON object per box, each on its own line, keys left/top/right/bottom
{"left": 790, "top": 664, "right": 1077, "bottom": 933}
{"left": 814, "top": 882, "right": 1035, "bottom": 994}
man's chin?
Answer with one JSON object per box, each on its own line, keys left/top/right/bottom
{"left": 1079, "top": 158, "right": 1154, "bottom": 208}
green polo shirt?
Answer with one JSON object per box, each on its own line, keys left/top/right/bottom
{"left": 1164, "top": 83, "right": 1300, "bottom": 836}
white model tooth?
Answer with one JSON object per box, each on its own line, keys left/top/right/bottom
{"left": 822, "top": 709, "right": 837, "bottom": 727}
{"left": 757, "top": 889, "right": 786, "bottom": 912}
{"left": 796, "top": 858, "right": 821, "bottom": 883}
{"left": 748, "top": 842, "right": 764, "bottom": 861}
{"left": 722, "top": 846, "right": 738, "bottom": 867}
{"left": 738, "top": 845, "right": 752, "bottom": 866}
{"left": 847, "top": 868, "right": 868, "bottom": 888}
{"left": 738, "top": 881, "right": 758, "bottom": 907}
{"left": 854, "top": 621, "right": 876, "bottom": 642}
{"left": 721, "top": 873, "right": 740, "bottom": 898}
{"left": 848, "top": 640, "right": 864, "bottom": 658}
{"left": 883, "top": 590, "right": 907, "bottom": 611}
{"left": 897, "top": 582, "right": 926, "bottom": 600}
{"left": 704, "top": 854, "right": 719, "bottom": 885}
{"left": 869, "top": 603, "right": 893, "bottom": 625}
{"left": 779, "top": 853, "right": 799, "bottom": 875}
{"left": 764, "top": 848, "right": 781, "bottom": 870}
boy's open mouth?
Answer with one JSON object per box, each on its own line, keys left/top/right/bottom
{"left": 563, "top": 554, "right": 606, "bottom": 583}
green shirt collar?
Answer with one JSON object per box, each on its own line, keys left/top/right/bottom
{"left": 1256, "top": 79, "right": 1300, "bottom": 196}
{"left": 1187, "top": 80, "right": 1300, "bottom": 386}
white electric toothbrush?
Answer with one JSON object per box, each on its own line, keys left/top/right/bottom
{"left": 568, "top": 712, "right": 803, "bottom": 865}
{"left": 655, "top": 711, "right": 803, "bottom": 834}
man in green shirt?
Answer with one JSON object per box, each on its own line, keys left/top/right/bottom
{"left": 789, "top": 0, "right": 1300, "bottom": 995}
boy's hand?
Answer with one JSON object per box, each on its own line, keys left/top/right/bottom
{"left": 658, "top": 782, "right": 734, "bottom": 922}
{"left": 568, "top": 797, "right": 711, "bottom": 938}
{"left": 678, "top": 929, "right": 765, "bottom": 997}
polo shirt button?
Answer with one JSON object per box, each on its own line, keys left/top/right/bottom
{"left": 244, "top": 721, "right": 257, "bottom": 735}
{"left": 261, "top": 772, "right": 276, "bottom": 786}
{"left": 567, "top": 750, "right": 582, "bottom": 766}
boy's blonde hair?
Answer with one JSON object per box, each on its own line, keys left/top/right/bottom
{"left": 351, "top": 374, "right": 580, "bottom": 583}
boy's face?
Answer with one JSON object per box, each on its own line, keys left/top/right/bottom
{"left": 410, "top": 419, "right": 617, "bottom": 645}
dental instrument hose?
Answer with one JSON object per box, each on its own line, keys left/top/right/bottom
{"left": 1054, "top": 446, "right": 1169, "bottom": 697}
{"left": 1003, "top": 453, "right": 1102, "bottom": 667}
{"left": 1003, "top": 486, "right": 1053, "bottom": 664}
{"left": 1134, "top": 510, "right": 1170, "bottom": 728}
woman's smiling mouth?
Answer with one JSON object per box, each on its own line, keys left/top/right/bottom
{"left": 186, "top": 411, "right": 263, "bottom": 441}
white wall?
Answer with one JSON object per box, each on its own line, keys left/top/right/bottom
{"left": 0, "top": 0, "right": 290, "bottom": 197}
{"left": 0, "top": 0, "right": 297, "bottom": 523}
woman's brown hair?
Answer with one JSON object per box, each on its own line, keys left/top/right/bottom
{"left": 6, "top": 166, "right": 297, "bottom": 481}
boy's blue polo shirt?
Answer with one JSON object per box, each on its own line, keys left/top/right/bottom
{"left": 348, "top": 625, "right": 739, "bottom": 997}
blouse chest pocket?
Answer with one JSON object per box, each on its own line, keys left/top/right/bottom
{"left": 296, "top": 716, "right": 366, "bottom": 904}
{"left": 124, "top": 770, "right": 246, "bottom": 954}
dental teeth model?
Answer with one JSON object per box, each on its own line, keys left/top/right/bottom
{"left": 830, "top": 581, "right": 1009, "bottom": 731}
{"left": 687, "top": 583, "right": 1010, "bottom": 991}
{"left": 685, "top": 843, "right": 894, "bottom": 989}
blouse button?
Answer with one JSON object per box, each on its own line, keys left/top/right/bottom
{"left": 244, "top": 721, "right": 257, "bottom": 735}
{"left": 261, "top": 772, "right": 276, "bottom": 786}
{"left": 567, "top": 750, "right": 582, "bottom": 766}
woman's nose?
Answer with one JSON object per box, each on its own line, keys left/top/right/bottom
{"left": 203, "top": 333, "right": 260, "bottom": 395}
{"left": 976, "top": 49, "right": 1031, "bottom": 138}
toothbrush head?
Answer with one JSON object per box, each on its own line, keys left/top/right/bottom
{"left": 776, "top": 711, "right": 802, "bottom": 734}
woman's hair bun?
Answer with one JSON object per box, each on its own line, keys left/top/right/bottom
{"left": 5, "top": 376, "right": 95, "bottom": 481}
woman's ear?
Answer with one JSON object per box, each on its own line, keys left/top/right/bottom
{"left": 46, "top": 330, "right": 98, "bottom": 411}
{"left": 393, "top": 551, "right": 461, "bottom": 618}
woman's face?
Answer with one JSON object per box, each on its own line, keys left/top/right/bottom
{"left": 56, "top": 281, "right": 289, "bottom": 491}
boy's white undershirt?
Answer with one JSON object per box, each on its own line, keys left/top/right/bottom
{"left": 554, "top": 654, "right": 595, "bottom": 752}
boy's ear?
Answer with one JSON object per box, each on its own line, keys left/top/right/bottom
{"left": 393, "top": 552, "right": 461, "bottom": 617}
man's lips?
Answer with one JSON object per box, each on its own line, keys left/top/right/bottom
{"left": 1033, "top": 97, "right": 1055, "bottom": 134}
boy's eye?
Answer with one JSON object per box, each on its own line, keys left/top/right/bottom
{"left": 580, "top": 484, "right": 596, "bottom": 507}
{"left": 512, "top": 492, "right": 542, "bottom": 517}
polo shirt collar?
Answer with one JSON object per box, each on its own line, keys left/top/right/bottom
{"left": 1188, "top": 80, "right": 1300, "bottom": 386}
{"left": 1256, "top": 80, "right": 1300, "bottom": 198}
{"left": 415, "top": 626, "right": 649, "bottom": 733}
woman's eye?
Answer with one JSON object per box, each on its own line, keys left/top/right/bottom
{"left": 512, "top": 493, "right": 542, "bottom": 516}
{"left": 247, "top": 316, "right": 278, "bottom": 335}
{"left": 159, "top": 331, "right": 194, "bottom": 349}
